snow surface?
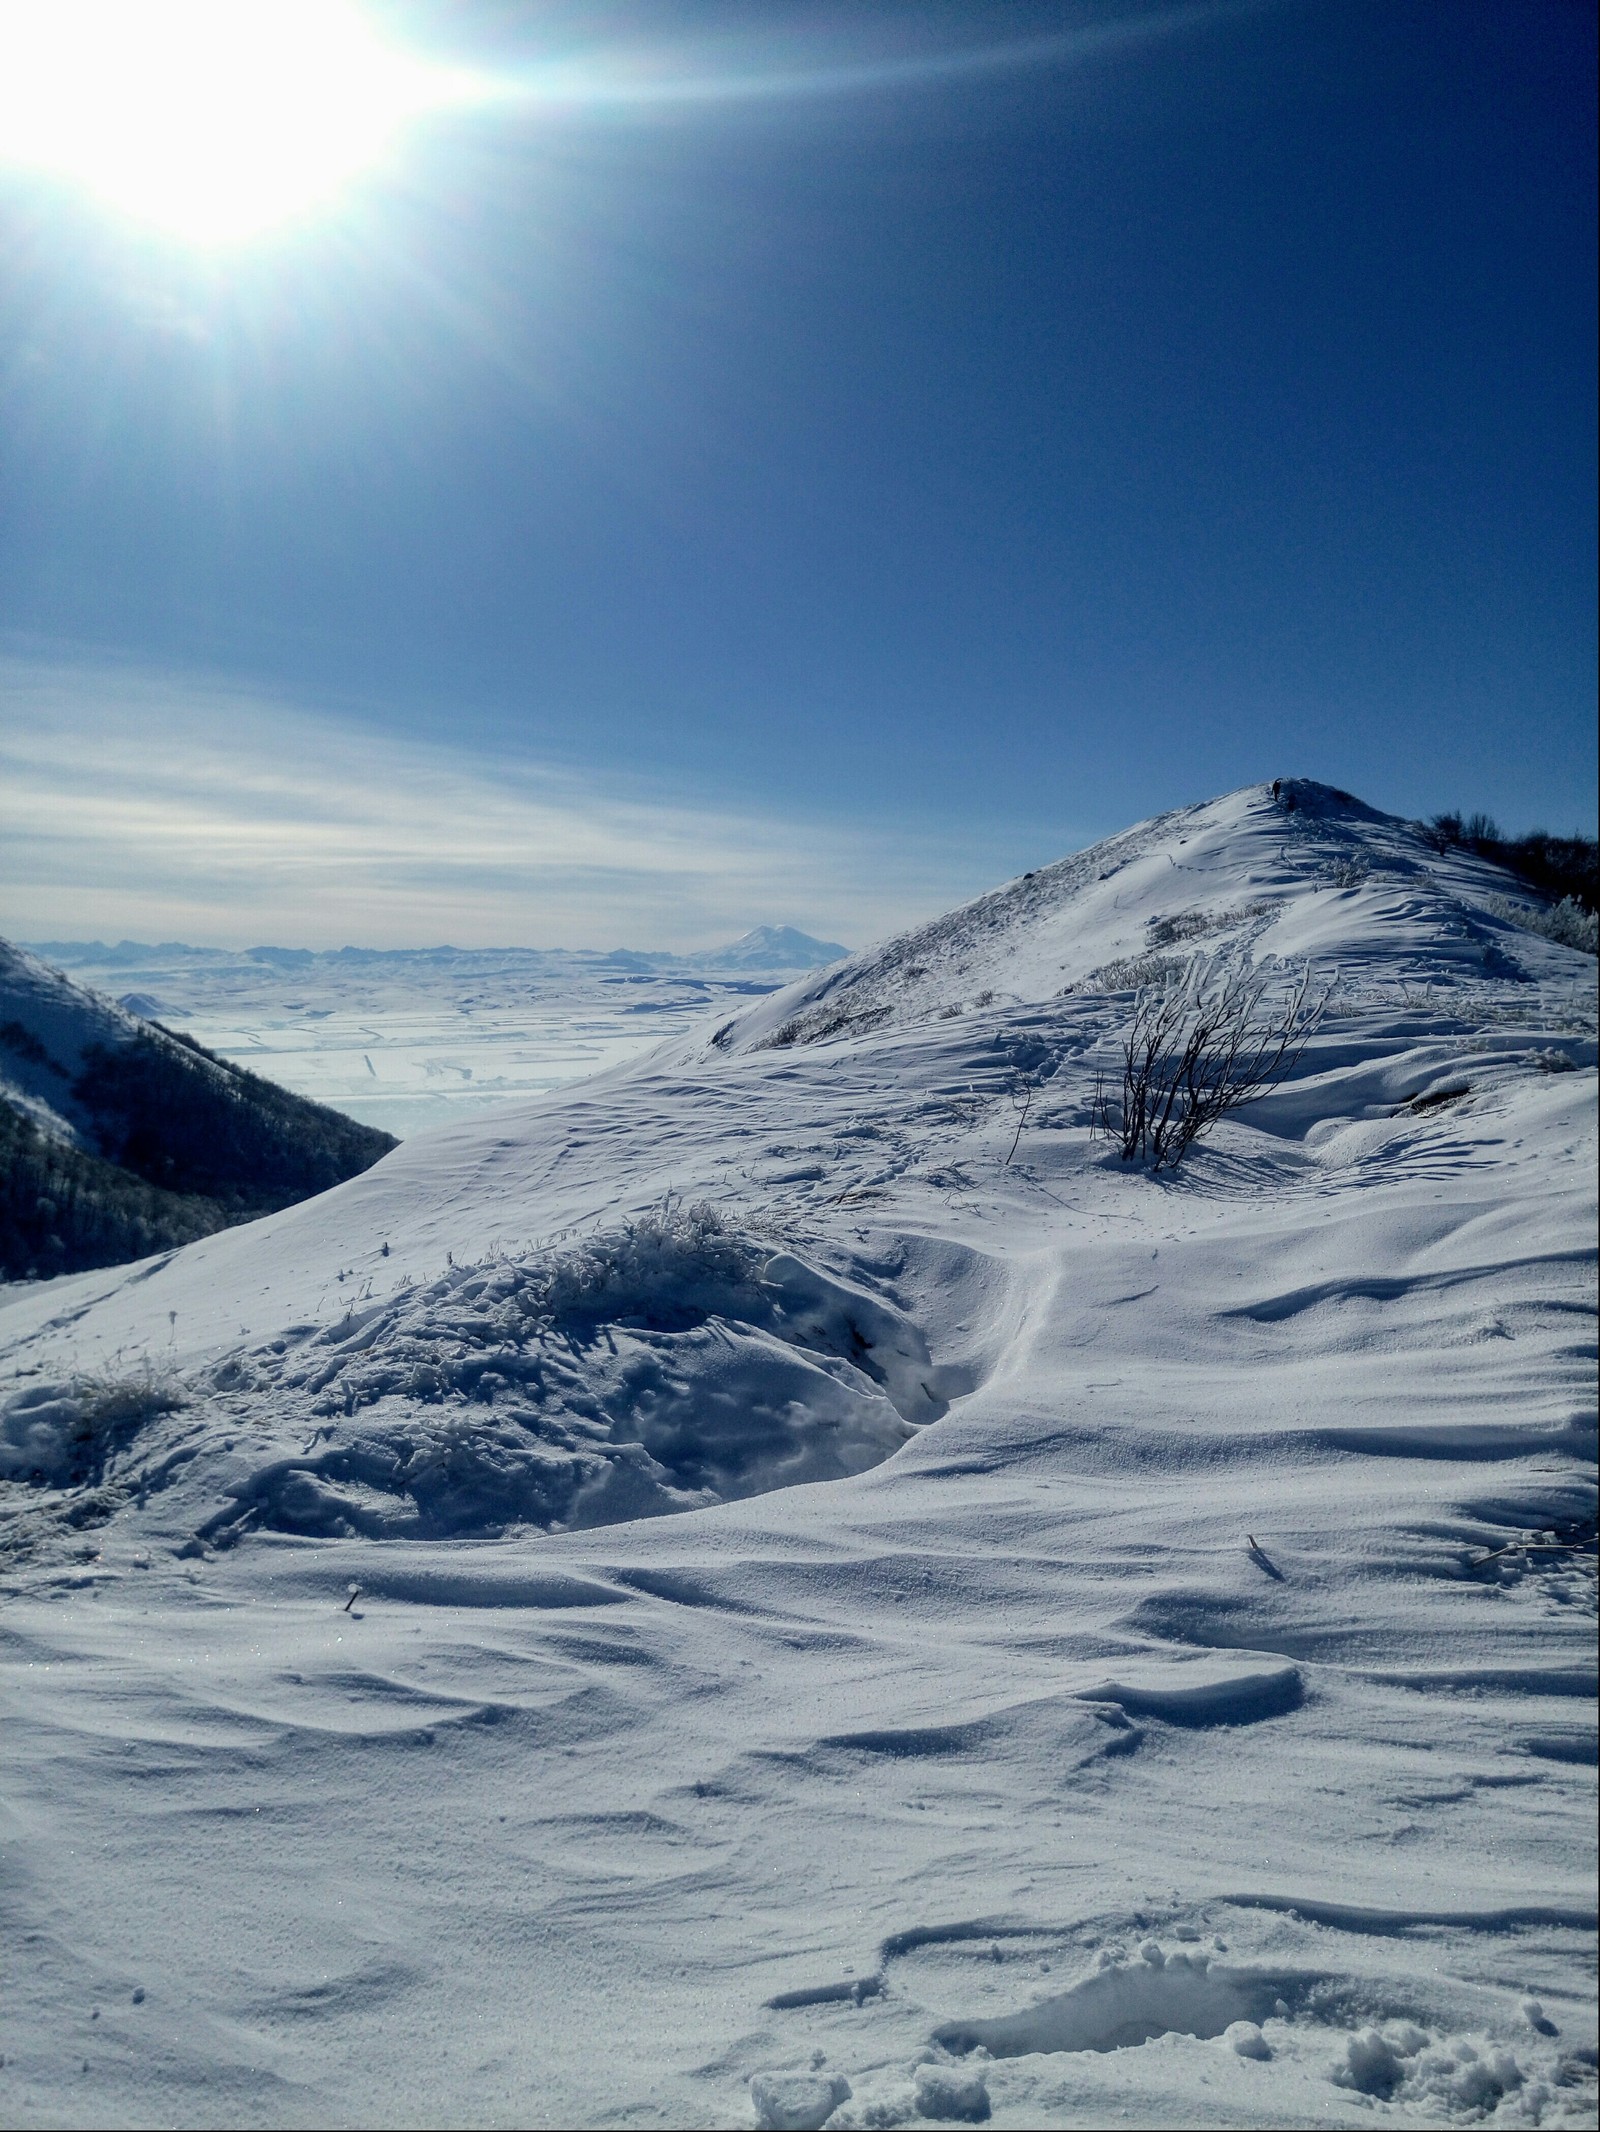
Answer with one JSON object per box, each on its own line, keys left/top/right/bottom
{"left": 19, "top": 939, "right": 843, "bottom": 1139}
{"left": 1, "top": 782, "right": 1595, "bottom": 2129}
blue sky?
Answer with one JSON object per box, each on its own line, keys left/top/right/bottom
{"left": 1, "top": 0, "right": 1594, "bottom": 947}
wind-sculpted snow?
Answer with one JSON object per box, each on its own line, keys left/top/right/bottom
{"left": 0, "top": 783, "right": 1594, "bottom": 2130}
{"left": 1, "top": 1207, "right": 962, "bottom": 1547}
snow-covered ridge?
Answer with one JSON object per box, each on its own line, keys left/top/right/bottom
{"left": 0, "top": 937, "right": 152, "bottom": 1145}
{"left": 0, "top": 780, "right": 1594, "bottom": 2129}
{"left": 696, "top": 780, "right": 1589, "bottom": 1056}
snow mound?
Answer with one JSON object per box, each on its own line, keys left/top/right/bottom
{"left": 750, "top": 2066, "right": 853, "bottom": 2129}
{"left": 35, "top": 1206, "right": 963, "bottom": 1546}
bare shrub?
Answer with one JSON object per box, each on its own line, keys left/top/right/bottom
{"left": 1093, "top": 959, "right": 1326, "bottom": 1172}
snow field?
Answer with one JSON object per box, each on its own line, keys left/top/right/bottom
{"left": 24, "top": 941, "right": 822, "bottom": 1139}
{"left": 0, "top": 784, "right": 1594, "bottom": 2127}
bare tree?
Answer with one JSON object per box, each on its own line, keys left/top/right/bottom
{"left": 1093, "top": 958, "right": 1326, "bottom": 1173}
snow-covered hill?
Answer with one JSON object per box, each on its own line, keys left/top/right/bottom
{"left": 0, "top": 941, "right": 395, "bottom": 1276}
{"left": 1, "top": 783, "right": 1594, "bottom": 2130}
{"left": 697, "top": 780, "right": 1587, "bottom": 1056}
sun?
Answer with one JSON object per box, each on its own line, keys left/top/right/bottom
{"left": 0, "top": 0, "right": 475, "bottom": 244}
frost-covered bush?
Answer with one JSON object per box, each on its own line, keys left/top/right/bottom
{"left": 1144, "top": 901, "right": 1273, "bottom": 949}
{"left": 1074, "top": 952, "right": 1187, "bottom": 995}
{"left": 1483, "top": 894, "right": 1598, "bottom": 956}
{"left": 760, "top": 1000, "right": 892, "bottom": 1049}
{"left": 1093, "top": 957, "right": 1326, "bottom": 1173}
{"left": 1323, "top": 857, "right": 1370, "bottom": 889}
{"left": 528, "top": 1201, "right": 762, "bottom": 1327}
{"left": 0, "top": 1360, "right": 185, "bottom": 1486}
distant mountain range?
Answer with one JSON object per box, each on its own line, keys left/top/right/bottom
{"left": 1, "top": 938, "right": 395, "bottom": 1281}
{"left": 27, "top": 925, "right": 850, "bottom": 981}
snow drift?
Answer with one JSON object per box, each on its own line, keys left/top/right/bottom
{"left": 0, "top": 782, "right": 1594, "bottom": 2132}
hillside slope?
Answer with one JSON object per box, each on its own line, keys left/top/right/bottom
{"left": 696, "top": 779, "right": 1589, "bottom": 1055}
{"left": 0, "top": 783, "right": 1594, "bottom": 2131}
{"left": 0, "top": 939, "right": 395, "bottom": 1278}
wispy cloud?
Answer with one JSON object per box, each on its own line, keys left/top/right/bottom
{"left": 0, "top": 652, "right": 1047, "bottom": 949}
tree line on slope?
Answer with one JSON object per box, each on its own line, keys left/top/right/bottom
{"left": 2, "top": 1025, "right": 395, "bottom": 1281}
{"left": 0, "top": 1099, "right": 224, "bottom": 1280}
{"left": 1422, "top": 814, "right": 1598, "bottom": 914}
{"left": 73, "top": 1030, "right": 393, "bottom": 1206}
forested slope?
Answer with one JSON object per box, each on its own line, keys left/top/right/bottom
{"left": 1, "top": 939, "right": 394, "bottom": 1278}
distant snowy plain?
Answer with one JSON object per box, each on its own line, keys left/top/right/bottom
{"left": 27, "top": 930, "right": 845, "bottom": 1140}
{"left": 2, "top": 786, "right": 1595, "bottom": 2129}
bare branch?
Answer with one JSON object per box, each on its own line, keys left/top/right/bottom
{"left": 1003, "top": 1073, "right": 1035, "bottom": 1168}
{"left": 1092, "top": 956, "right": 1328, "bottom": 1172}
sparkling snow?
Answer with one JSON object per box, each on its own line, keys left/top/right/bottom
{"left": 1, "top": 783, "right": 1594, "bottom": 2129}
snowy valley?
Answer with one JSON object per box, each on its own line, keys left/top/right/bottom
{"left": 26, "top": 929, "right": 848, "bottom": 1141}
{"left": 0, "top": 781, "right": 1595, "bottom": 2130}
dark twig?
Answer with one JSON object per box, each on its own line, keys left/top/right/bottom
{"left": 1092, "top": 956, "right": 1328, "bottom": 1172}
{"left": 1003, "top": 1075, "right": 1035, "bottom": 1168}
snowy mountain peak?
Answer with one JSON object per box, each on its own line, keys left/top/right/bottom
{"left": 687, "top": 924, "right": 849, "bottom": 971}
{"left": 698, "top": 780, "right": 1584, "bottom": 1055}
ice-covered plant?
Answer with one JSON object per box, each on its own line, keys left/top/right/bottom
{"left": 0, "top": 1358, "right": 186, "bottom": 1487}
{"left": 1482, "top": 894, "right": 1598, "bottom": 956}
{"left": 1093, "top": 956, "right": 1326, "bottom": 1173}
{"left": 528, "top": 1200, "right": 762, "bottom": 1328}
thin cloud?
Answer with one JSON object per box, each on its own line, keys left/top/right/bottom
{"left": 0, "top": 653, "right": 1048, "bottom": 949}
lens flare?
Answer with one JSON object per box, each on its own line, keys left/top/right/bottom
{"left": 0, "top": 0, "right": 474, "bottom": 243}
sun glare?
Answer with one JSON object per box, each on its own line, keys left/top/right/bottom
{"left": 0, "top": 0, "right": 474, "bottom": 243}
